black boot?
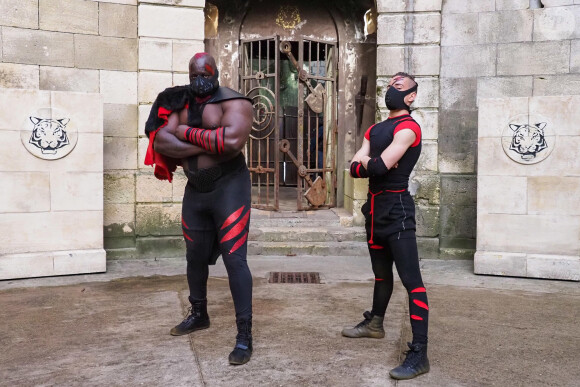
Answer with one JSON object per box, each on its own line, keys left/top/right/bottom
{"left": 170, "top": 299, "right": 210, "bottom": 336}
{"left": 389, "top": 342, "right": 430, "bottom": 380}
{"left": 228, "top": 318, "right": 252, "bottom": 365}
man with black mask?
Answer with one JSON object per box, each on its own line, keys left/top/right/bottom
{"left": 144, "top": 53, "right": 254, "bottom": 365}
{"left": 343, "top": 72, "right": 430, "bottom": 380}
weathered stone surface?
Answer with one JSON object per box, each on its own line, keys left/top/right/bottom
{"left": 0, "top": 172, "right": 50, "bottom": 213}
{"left": 104, "top": 172, "right": 136, "bottom": 204}
{"left": 136, "top": 236, "right": 185, "bottom": 258}
{"left": 529, "top": 95, "right": 580, "bottom": 136}
{"left": 440, "top": 205, "right": 476, "bottom": 239}
{"left": 50, "top": 172, "right": 103, "bottom": 211}
{"left": 477, "top": 175, "right": 527, "bottom": 215}
{"left": 104, "top": 203, "right": 135, "bottom": 239}
{"left": 527, "top": 254, "right": 580, "bottom": 281}
{"left": 439, "top": 77, "right": 477, "bottom": 110}
{"left": 172, "top": 40, "right": 205, "bottom": 72}
{"left": 138, "top": 105, "right": 152, "bottom": 136}
{"left": 441, "top": 12, "right": 478, "bottom": 46}
{"left": 0, "top": 87, "right": 46, "bottom": 132}
{"left": 173, "top": 73, "right": 189, "bottom": 86}
{"left": 440, "top": 175, "right": 476, "bottom": 206}
{"left": 411, "top": 109, "right": 438, "bottom": 140}
{"left": 528, "top": 177, "right": 580, "bottom": 215}
{"left": 377, "top": 0, "right": 406, "bottom": 12}
{"left": 533, "top": 6, "right": 578, "bottom": 41}
{"left": 100, "top": 70, "right": 138, "bottom": 104}
{"left": 417, "top": 237, "right": 440, "bottom": 259}
{"left": 40, "top": 66, "right": 99, "bottom": 93}
{"left": 136, "top": 172, "right": 174, "bottom": 203}
{"left": 377, "top": 14, "right": 406, "bottom": 44}
{"left": 138, "top": 4, "right": 204, "bottom": 39}
{"left": 0, "top": 0, "right": 38, "bottom": 29}
{"left": 0, "top": 249, "right": 105, "bottom": 280}
{"left": 438, "top": 109, "right": 478, "bottom": 173}
{"left": 441, "top": 45, "right": 496, "bottom": 78}
{"left": 412, "top": 13, "right": 441, "bottom": 44}
{"left": 139, "top": 38, "right": 172, "bottom": 71}
{"left": 51, "top": 90, "right": 104, "bottom": 133}
{"left": 477, "top": 97, "right": 528, "bottom": 138}
{"left": 94, "top": 0, "right": 136, "bottom": 5}
{"left": 497, "top": 41, "right": 570, "bottom": 76}
{"left": 442, "top": 0, "right": 495, "bottom": 13}
{"left": 474, "top": 251, "right": 528, "bottom": 277}
{"left": 572, "top": 40, "right": 580, "bottom": 72}
{"left": 416, "top": 204, "right": 440, "bottom": 237}
{"left": 139, "top": 0, "right": 205, "bottom": 6}
{"left": 0, "top": 63, "right": 39, "bottom": 89}
{"left": 1, "top": 211, "right": 103, "bottom": 254}
{"left": 99, "top": 2, "right": 137, "bottom": 38}
{"left": 478, "top": 10, "right": 533, "bottom": 44}
{"left": 476, "top": 77, "right": 533, "bottom": 105}
{"left": 376, "top": 46, "right": 405, "bottom": 77}
{"left": 495, "top": 0, "right": 530, "bottom": 10}
{"left": 477, "top": 213, "right": 579, "bottom": 256}
{"left": 410, "top": 172, "right": 440, "bottom": 205}
{"left": 542, "top": 0, "right": 575, "bottom": 6}
{"left": 533, "top": 74, "right": 580, "bottom": 96}
{"left": 137, "top": 137, "right": 151, "bottom": 171}
{"left": 3, "top": 27, "right": 74, "bottom": 67}
{"left": 40, "top": 0, "right": 98, "bottom": 35}
{"left": 478, "top": 136, "right": 580, "bottom": 177}
{"left": 75, "top": 35, "right": 138, "bottom": 71}
{"left": 136, "top": 203, "right": 182, "bottom": 236}
{"left": 103, "top": 137, "right": 138, "bottom": 170}
{"left": 139, "top": 71, "right": 173, "bottom": 104}
{"left": 413, "top": 77, "right": 439, "bottom": 108}
{"left": 409, "top": 45, "right": 440, "bottom": 76}
{"left": 413, "top": 0, "right": 443, "bottom": 12}
{"left": 104, "top": 104, "right": 138, "bottom": 138}
{"left": 415, "top": 141, "right": 438, "bottom": 172}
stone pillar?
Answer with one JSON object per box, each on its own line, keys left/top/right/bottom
{"left": 475, "top": 96, "right": 580, "bottom": 281}
{"left": 0, "top": 88, "right": 106, "bottom": 280}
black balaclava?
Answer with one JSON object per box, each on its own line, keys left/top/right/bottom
{"left": 385, "top": 83, "right": 417, "bottom": 112}
{"left": 189, "top": 68, "right": 220, "bottom": 97}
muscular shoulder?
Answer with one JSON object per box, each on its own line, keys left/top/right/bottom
{"left": 222, "top": 98, "right": 253, "bottom": 115}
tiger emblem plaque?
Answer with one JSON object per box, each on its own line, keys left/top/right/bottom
{"left": 501, "top": 113, "right": 555, "bottom": 165}
{"left": 20, "top": 107, "right": 78, "bottom": 160}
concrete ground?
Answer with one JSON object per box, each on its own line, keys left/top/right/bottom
{"left": 1, "top": 256, "right": 579, "bottom": 386}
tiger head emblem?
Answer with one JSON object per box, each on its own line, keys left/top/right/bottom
{"left": 28, "top": 117, "right": 70, "bottom": 154}
{"left": 509, "top": 122, "right": 548, "bottom": 161}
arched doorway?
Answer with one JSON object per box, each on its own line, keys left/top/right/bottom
{"left": 205, "top": 0, "right": 377, "bottom": 211}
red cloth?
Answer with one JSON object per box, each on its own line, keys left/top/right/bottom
{"left": 143, "top": 106, "right": 180, "bottom": 182}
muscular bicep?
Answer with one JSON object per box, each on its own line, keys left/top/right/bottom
{"left": 379, "top": 129, "right": 416, "bottom": 168}
{"left": 220, "top": 99, "right": 253, "bottom": 153}
{"left": 154, "top": 112, "right": 205, "bottom": 158}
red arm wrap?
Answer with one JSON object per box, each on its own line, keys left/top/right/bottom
{"left": 184, "top": 126, "right": 225, "bottom": 154}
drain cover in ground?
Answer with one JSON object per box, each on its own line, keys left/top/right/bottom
{"left": 268, "top": 272, "right": 321, "bottom": 284}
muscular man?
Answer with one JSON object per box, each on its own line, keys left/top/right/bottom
{"left": 144, "top": 53, "right": 254, "bottom": 365}
{"left": 342, "top": 72, "right": 430, "bottom": 380}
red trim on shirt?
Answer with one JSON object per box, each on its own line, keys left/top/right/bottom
{"left": 364, "top": 124, "right": 377, "bottom": 141}
{"left": 393, "top": 121, "right": 421, "bottom": 147}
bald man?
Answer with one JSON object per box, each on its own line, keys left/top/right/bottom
{"left": 144, "top": 53, "right": 254, "bottom": 365}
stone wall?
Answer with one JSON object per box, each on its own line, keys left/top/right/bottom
{"left": 376, "top": 0, "right": 442, "bottom": 258}
{"left": 0, "top": 0, "right": 205, "bottom": 260}
{"left": 475, "top": 96, "right": 580, "bottom": 280}
{"left": 0, "top": 88, "right": 106, "bottom": 279}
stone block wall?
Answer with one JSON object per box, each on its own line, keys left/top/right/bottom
{"left": 0, "top": 0, "right": 206, "bottom": 260}
{"left": 376, "top": 0, "right": 442, "bottom": 258}
{"left": 0, "top": 88, "right": 106, "bottom": 279}
{"left": 475, "top": 96, "right": 579, "bottom": 281}
{"left": 438, "top": 0, "right": 580, "bottom": 258}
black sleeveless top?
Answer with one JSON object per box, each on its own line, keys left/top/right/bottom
{"left": 364, "top": 114, "right": 422, "bottom": 191}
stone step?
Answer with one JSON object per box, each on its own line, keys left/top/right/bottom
{"left": 249, "top": 226, "right": 366, "bottom": 243}
{"left": 248, "top": 241, "right": 369, "bottom": 256}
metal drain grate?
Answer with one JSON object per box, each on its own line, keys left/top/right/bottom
{"left": 268, "top": 272, "right": 321, "bottom": 284}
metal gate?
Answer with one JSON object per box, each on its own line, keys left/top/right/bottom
{"left": 240, "top": 37, "right": 337, "bottom": 210}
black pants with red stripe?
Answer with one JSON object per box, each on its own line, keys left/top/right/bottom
{"left": 181, "top": 157, "right": 252, "bottom": 321}
{"left": 362, "top": 191, "right": 429, "bottom": 344}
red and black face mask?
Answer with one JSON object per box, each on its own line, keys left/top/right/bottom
{"left": 189, "top": 68, "right": 220, "bottom": 97}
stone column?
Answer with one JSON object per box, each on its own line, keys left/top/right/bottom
{"left": 475, "top": 96, "right": 580, "bottom": 281}
{"left": 0, "top": 89, "right": 106, "bottom": 279}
